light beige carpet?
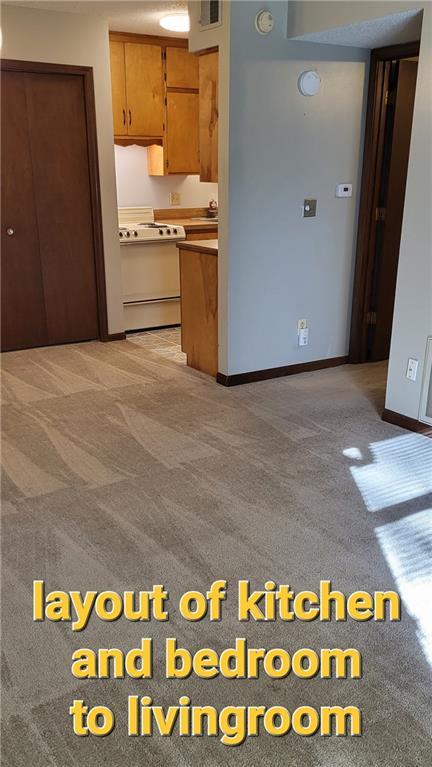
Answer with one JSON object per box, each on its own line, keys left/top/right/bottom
{"left": 1, "top": 333, "right": 431, "bottom": 766}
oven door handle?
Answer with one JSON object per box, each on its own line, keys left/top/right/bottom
{"left": 123, "top": 296, "right": 180, "bottom": 306}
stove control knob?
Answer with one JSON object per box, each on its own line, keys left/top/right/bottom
{"left": 166, "top": 229, "right": 171, "bottom": 235}
{"left": 119, "top": 231, "right": 123, "bottom": 237}
{"left": 125, "top": 231, "right": 130, "bottom": 238}
{"left": 159, "top": 229, "right": 164, "bottom": 235}
{"left": 173, "top": 228, "right": 178, "bottom": 235}
{"left": 133, "top": 231, "right": 138, "bottom": 237}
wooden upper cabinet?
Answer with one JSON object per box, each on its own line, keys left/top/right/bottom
{"left": 166, "top": 47, "right": 199, "bottom": 89}
{"left": 166, "top": 92, "right": 200, "bottom": 174}
{"left": 199, "top": 51, "right": 218, "bottom": 182}
{"left": 109, "top": 41, "right": 127, "bottom": 136}
{"left": 109, "top": 35, "right": 202, "bottom": 175}
{"left": 124, "top": 43, "right": 164, "bottom": 137}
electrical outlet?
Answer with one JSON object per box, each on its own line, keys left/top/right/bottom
{"left": 298, "top": 328, "right": 309, "bottom": 346}
{"left": 406, "top": 358, "right": 418, "bottom": 381}
{"left": 170, "top": 192, "right": 181, "bottom": 206}
{"left": 298, "top": 319, "right": 308, "bottom": 331}
{"left": 303, "top": 199, "right": 317, "bottom": 218}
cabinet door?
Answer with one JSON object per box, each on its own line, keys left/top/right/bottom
{"left": 109, "top": 41, "right": 127, "bottom": 136}
{"left": 199, "top": 51, "right": 218, "bottom": 182}
{"left": 125, "top": 42, "right": 164, "bottom": 137}
{"left": 166, "top": 47, "right": 199, "bottom": 89}
{"left": 166, "top": 92, "right": 200, "bottom": 174}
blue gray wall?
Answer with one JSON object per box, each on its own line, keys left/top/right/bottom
{"left": 224, "top": 1, "right": 369, "bottom": 374}
{"left": 285, "top": 0, "right": 431, "bottom": 421}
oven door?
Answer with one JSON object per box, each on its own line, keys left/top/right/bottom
{"left": 121, "top": 240, "right": 181, "bottom": 331}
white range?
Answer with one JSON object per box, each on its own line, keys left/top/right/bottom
{"left": 118, "top": 206, "right": 186, "bottom": 331}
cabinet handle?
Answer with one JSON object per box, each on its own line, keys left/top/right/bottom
{"left": 122, "top": 109, "right": 126, "bottom": 125}
{"left": 6, "top": 228, "right": 14, "bottom": 236}
{"left": 128, "top": 110, "right": 132, "bottom": 126}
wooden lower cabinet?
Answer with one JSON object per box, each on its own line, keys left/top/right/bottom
{"left": 178, "top": 245, "right": 218, "bottom": 377}
{"left": 185, "top": 230, "right": 217, "bottom": 241}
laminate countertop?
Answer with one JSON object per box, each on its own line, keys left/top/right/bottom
{"left": 177, "top": 239, "right": 218, "bottom": 256}
{"left": 165, "top": 218, "right": 218, "bottom": 232}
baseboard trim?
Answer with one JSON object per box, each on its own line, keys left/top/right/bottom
{"left": 382, "top": 408, "right": 432, "bottom": 437}
{"left": 103, "top": 332, "right": 127, "bottom": 342}
{"left": 216, "top": 356, "right": 348, "bottom": 387}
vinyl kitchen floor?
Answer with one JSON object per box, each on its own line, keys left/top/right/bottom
{"left": 1, "top": 338, "right": 432, "bottom": 766}
{"left": 127, "top": 326, "right": 186, "bottom": 366}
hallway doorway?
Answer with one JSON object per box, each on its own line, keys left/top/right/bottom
{"left": 349, "top": 41, "right": 419, "bottom": 364}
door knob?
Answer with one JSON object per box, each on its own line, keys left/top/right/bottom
{"left": 6, "top": 228, "right": 14, "bottom": 236}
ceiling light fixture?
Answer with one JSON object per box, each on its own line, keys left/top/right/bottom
{"left": 160, "top": 13, "right": 190, "bottom": 33}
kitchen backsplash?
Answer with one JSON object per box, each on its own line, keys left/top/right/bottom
{"left": 114, "top": 145, "right": 218, "bottom": 208}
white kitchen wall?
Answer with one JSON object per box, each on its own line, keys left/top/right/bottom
{"left": 114, "top": 145, "right": 218, "bottom": 209}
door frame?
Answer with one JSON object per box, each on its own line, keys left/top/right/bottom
{"left": 349, "top": 40, "right": 420, "bottom": 363}
{"left": 0, "top": 58, "right": 110, "bottom": 341}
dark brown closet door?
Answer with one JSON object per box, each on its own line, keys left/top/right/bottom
{"left": 1, "top": 68, "right": 100, "bottom": 351}
{"left": 25, "top": 72, "right": 99, "bottom": 344}
{"left": 1, "top": 71, "right": 48, "bottom": 351}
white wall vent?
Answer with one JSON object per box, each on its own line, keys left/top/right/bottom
{"left": 200, "top": 0, "right": 222, "bottom": 29}
{"left": 419, "top": 336, "right": 432, "bottom": 425}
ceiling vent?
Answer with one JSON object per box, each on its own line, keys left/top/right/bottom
{"left": 200, "top": 0, "right": 222, "bottom": 29}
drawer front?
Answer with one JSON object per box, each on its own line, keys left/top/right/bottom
{"left": 124, "top": 298, "right": 180, "bottom": 331}
{"left": 186, "top": 230, "right": 217, "bottom": 241}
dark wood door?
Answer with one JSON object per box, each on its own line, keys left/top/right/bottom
{"left": 369, "top": 59, "right": 418, "bottom": 361}
{"left": 1, "top": 69, "right": 100, "bottom": 351}
{"left": 1, "top": 71, "right": 48, "bottom": 350}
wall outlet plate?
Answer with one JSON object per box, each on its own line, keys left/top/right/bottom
{"left": 298, "top": 328, "right": 309, "bottom": 346}
{"left": 298, "top": 319, "right": 308, "bottom": 331}
{"left": 170, "top": 192, "right": 181, "bottom": 206}
{"left": 406, "top": 358, "right": 419, "bottom": 381}
{"left": 303, "top": 199, "right": 317, "bottom": 217}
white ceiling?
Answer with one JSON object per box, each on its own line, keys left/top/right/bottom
{"left": 292, "top": 8, "right": 423, "bottom": 48}
{"left": 4, "top": 1, "right": 189, "bottom": 37}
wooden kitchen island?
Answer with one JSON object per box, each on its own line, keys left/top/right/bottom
{"left": 177, "top": 239, "right": 218, "bottom": 378}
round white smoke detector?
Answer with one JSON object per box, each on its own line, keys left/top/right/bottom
{"left": 298, "top": 70, "right": 321, "bottom": 96}
{"left": 255, "top": 10, "right": 274, "bottom": 35}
